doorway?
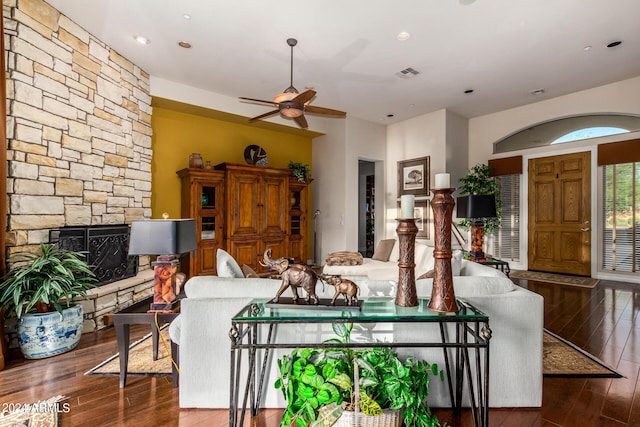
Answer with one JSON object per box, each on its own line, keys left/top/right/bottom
{"left": 528, "top": 151, "right": 591, "bottom": 276}
{"left": 358, "top": 160, "right": 375, "bottom": 257}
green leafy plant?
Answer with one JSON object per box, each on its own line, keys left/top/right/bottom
{"left": 289, "top": 161, "right": 311, "bottom": 182}
{"left": 275, "top": 322, "right": 444, "bottom": 427}
{"left": 0, "top": 243, "right": 97, "bottom": 318}
{"left": 275, "top": 347, "right": 352, "bottom": 427}
{"left": 357, "top": 347, "right": 443, "bottom": 427}
{"left": 458, "top": 163, "right": 501, "bottom": 233}
{"left": 276, "top": 323, "right": 354, "bottom": 427}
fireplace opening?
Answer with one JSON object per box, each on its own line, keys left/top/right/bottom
{"left": 49, "top": 225, "right": 139, "bottom": 287}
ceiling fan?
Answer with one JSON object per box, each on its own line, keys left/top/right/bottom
{"left": 240, "top": 38, "right": 346, "bottom": 129}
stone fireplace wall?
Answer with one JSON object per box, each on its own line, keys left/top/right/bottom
{"left": 3, "top": 0, "right": 154, "bottom": 334}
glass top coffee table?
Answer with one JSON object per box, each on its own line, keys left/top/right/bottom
{"left": 229, "top": 297, "right": 491, "bottom": 427}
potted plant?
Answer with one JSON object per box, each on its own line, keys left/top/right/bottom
{"left": 288, "top": 161, "right": 311, "bottom": 182}
{"left": 0, "top": 243, "right": 97, "bottom": 359}
{"left": 275, "top": 323, "right": 444, "bottom": 427}
{"left": 458, "top": 164, "right": 500, "bottom": 233}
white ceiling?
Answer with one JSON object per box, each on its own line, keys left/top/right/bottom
{"left": 45, "top": 0, "right": 640, "bottom": 125}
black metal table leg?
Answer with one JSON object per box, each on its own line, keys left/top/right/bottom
{"left": 114, "top": 323, "right": 130, "bottom": 388}
{"left": 229, "top": 324, "right": 241, "bottom": 427}
{"left": 454, "top": 323, "right": 463, "bottom": 416}
{"left": 439, "top": 323, "right": 455, "bottom": 409}
{"left": 151, "top": 324, "right": 159, "bottom": 360}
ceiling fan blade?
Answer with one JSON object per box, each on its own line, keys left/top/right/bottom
{"left": 304, "top": 105, "right": 347, "bottom": 117}
{"left": 240, "top": 96, "right": 277, "bottom": 106}
{"left": 292, "top": 89, "right": 316, "bottom": 105}
{"left": 248, "top": 109, "right": 280, "bottom": 122}
{"left": 294, "top": 114, "right": 309, "bottom": 129}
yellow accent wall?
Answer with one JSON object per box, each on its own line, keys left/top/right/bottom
{"left": 151, "top": 103, "right": 314, "bottom": 256}
{"left": 152, "top": 106, "right": 313, "bottom": 217}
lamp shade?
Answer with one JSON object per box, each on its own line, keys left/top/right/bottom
{"left": 128, "top": 219, "right": 197, "bottom": 256}
{"left": 456, "top": 195, "right": 497, "bottom": 219}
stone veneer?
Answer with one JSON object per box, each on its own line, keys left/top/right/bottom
{"left": 3, "top": 0, "right": 154, "bottom": 338}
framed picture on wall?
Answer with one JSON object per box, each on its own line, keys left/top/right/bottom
{"left": 395, "top": 199, "right": 430, "bottom": 239}
{"left": 397, "top": 156, "right": 430, "bottom": 196}
{"left": 414, "top": 199, "right": 430, "bottom": 239}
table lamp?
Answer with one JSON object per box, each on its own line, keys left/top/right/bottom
{"left": 456, "top": 195, "right": 497, "bottom": 261}
{"left": 128, "top": 217, "right": 197, "bottom": 311}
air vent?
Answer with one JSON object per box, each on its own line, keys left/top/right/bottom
{"left": 395, "top": 67, "right": 420, "bottom": 79}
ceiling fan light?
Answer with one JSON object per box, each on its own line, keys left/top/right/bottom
{"left": 273, "top": 92, "right": 297, "bottom": 103}
{"left": 280, "top": 107, "right": 303, "bottom": 118}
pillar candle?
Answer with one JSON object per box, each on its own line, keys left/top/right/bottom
{"left": 400, "top": 195, "right": 415, "bottom": 218}
{"left": 434, "top": 173, "right": 450, "bottom": 189}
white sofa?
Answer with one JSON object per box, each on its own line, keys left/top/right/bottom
{"left": 169, "top": 261, "right": 543, "bottom": 409}
{"left": 322, "top": 240, "right": 437, "bottom": 281}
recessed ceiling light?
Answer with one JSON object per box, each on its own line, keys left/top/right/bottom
{"left": 178, "top": 41, "right": 192, "bottom": 49}
{"left": 583, "top": 45, "right": 592, "bottom": 51}
{"left": 607, "top": 40, "right": 622, "bottom": 48}
{"left": 386, "top": 114, "right": 395, "bottom": 118}
{"left": 182, "top": 14, "right": 192, "bottom": 20}
{"left": 397, "top": 32, "right": 411, "bottom": 41}
{"left": 464, "top": 89, "right": 474, "bottom": 94}
{"left": 530, "top": 88, "right": 545, "bottom": 96}
{"left": 134, "top": 35, "right": 150, "bottom": 45}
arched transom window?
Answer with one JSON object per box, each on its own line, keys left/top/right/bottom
{"left": 494, "top": 114, "right": 640, "bottom": 153}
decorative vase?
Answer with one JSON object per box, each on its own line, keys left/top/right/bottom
{"left": 17, "top": 305, "right": 84, "bottom": 359}
{"left": 428, "top": 188, "right": 459, "bottom": 313}
{"left": 189, "top": 153, "right": 204, "bottom": 169}
{"left": 204, "top": 161, "right": 213, "bottom": 170}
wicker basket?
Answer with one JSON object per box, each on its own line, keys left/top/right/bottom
{"left": 333, "top": 408, "right": 402, "bottom": 427}
{"left": 332, "top": 361, "right": 403, "bottom": 427}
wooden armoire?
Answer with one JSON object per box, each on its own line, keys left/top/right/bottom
{"left": 178, "top": 163, "right": 309, "bottom": 277}
{"left": 177, "top": 168, "right": 225, "bottom": 276}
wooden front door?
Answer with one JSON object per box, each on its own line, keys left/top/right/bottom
{"left": 528, "top": 151, "right": 591, "bottom": 276}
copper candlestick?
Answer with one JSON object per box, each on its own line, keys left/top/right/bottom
{"left": 428, "top": 188, "right": 459, "bottom": 313}
{"left": 395, "top": 218, "right": 419, "bottom": 307}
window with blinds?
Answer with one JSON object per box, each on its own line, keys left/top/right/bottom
{"left": 491, "top": 174, "right": 520, "bottom": 261}
{"left": 602, "top": 162, "right": 639, "bottom": 272}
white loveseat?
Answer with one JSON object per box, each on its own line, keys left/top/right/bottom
{"left": 323, "top": 240, "right": 441, "bottom": 281}
{"left": 169, "top": 261, "right": 543, "bottom": 409}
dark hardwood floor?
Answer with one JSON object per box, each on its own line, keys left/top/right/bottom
{"left": 1, "top": 278, "right": 639, "bottom": 426}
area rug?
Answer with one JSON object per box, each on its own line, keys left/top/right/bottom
{"left": 85, "top": 327, "right": 172, "bottom": 376}
{"left": 510, "top": 270, "right": 599, "bottom": 288}
{"left": 87, "top": 325, "right": 620, "bottom": 379}
{"left": 543, "top": 329, "right": 622, "bottom": 378}
{"left": 0, "top": 395, "right": 66, "bottom": 427}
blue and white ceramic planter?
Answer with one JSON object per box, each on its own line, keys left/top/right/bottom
{"left": 17, "top": 305, "right": 84, "bottom": 359}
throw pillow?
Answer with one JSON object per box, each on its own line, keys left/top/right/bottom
{"left": 241, "top": 264, "right": 260, "bottom": 278}
{"left": 452, "top": 250, "right": 464, "bottom": 276}
{"left": 415, "top": 242, "right": 434, "bottom": 277}
{"left": 371, "top": 239, "right": 396, "bottom": 262}
{"left": 389, "top": 239, "right": 400, "bottom": 262}
{"left": 417, "top": 269, "right": 435, "bottom": 279}
{"left": 216, "top": 249, "right": 244, "bottom": 278}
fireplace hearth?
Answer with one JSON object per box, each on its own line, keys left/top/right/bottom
{"left": 49, "top": 225, "right": 138, "bottom": 287}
